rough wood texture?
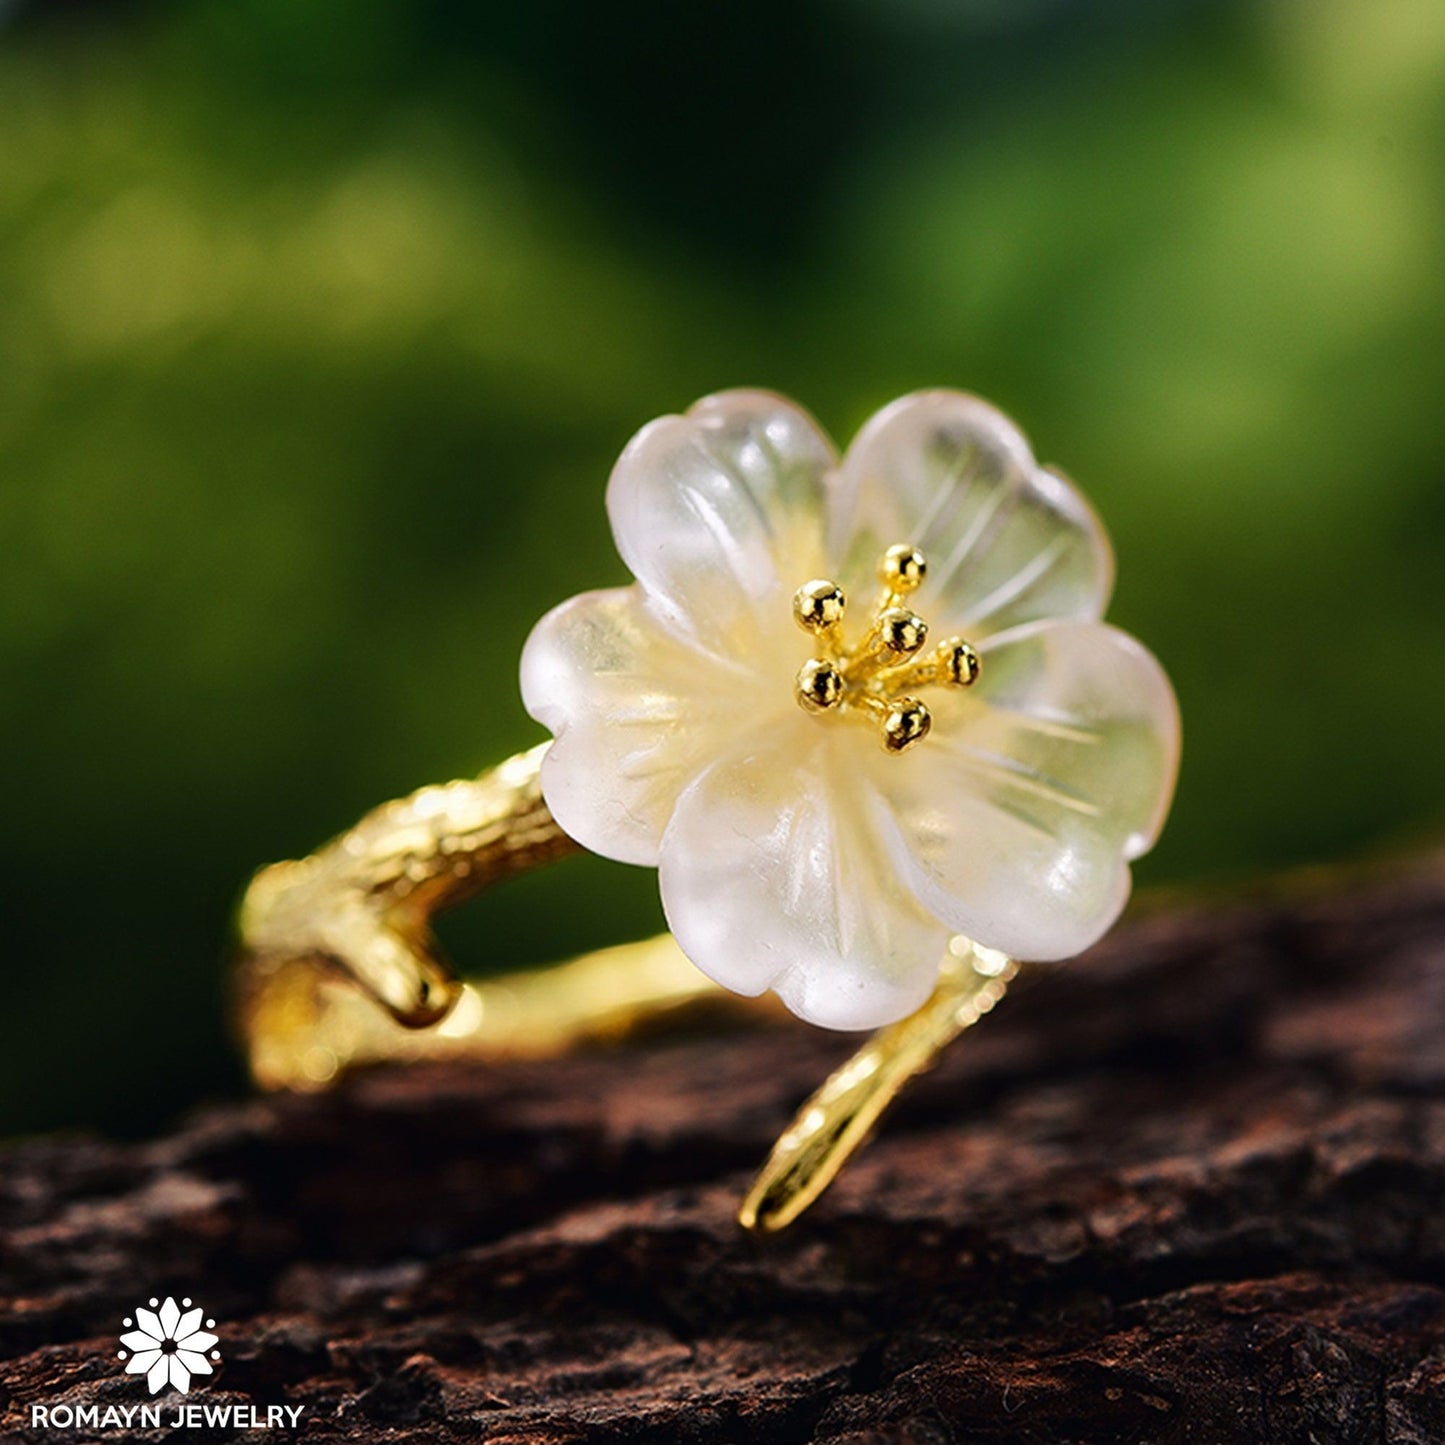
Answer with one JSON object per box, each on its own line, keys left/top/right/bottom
{"left": 4, "top": 859, "right": 1445, "bottom": 1443}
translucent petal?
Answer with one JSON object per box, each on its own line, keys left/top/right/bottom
{"left": 607, "top": 389, "right": 836, "bottom": 657}
{"left": 873, "top": 618, "right": 1180, "bottom": 961}
{"left": 522, "top": 587, "right": 787, "bottom": 866}
{"left": 658, "top": 723, "right": 950, "bottom": 1030}
{"left": 830, "top": 391, "right": 1113, "bottom": 638}
{"left": 126, "top": 1348, "right": 161, "bottom": 1375}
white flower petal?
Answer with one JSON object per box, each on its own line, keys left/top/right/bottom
{"left": 134, "top": 1307, "right": 163, "bottom": 1341}
{"left": 120, "top": 1330, "right": 162, "bottom": 1353}
{"left": 173, "top": 1306, "right": 203, "bottom": 1342}
{"left": 875, "top": 618, "right": 1180, "bottom": 962}
{"left": 522, "top": 587, "right": 784, "bottom": 865}
{"left": 157, "top": 1297, "right": 181, "bottom": 1339}
{"left": 168, "top": 1354, "right": 192, "bottom": 1394}
{"left": 147, "top": 1355, "right": 170, "bottom": 1395}
{"left": 175, "top": 1328, "right": 219, "bottom": 1353}
{"left": 659, "top": 724, "right": 950, "bottom": 1030}
{"left": 606, "top": 389, "right": 836, "bottom": 657}
{"left": 126, "top": 1348, "right": 161, "bottom": 1375}
{"left": 176, "top": 1349, "right": 213, "bottom": 1377}
{"left": 831, "top": 391, "right": 1113, "bottom": 638}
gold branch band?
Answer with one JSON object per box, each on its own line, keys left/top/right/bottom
{"left": 234, "top": 744, "right": 1019, "bottom": 1232}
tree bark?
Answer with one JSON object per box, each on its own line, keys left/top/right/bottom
{"left": 4, "top": 857, "right": 1445, "bottom": 1443}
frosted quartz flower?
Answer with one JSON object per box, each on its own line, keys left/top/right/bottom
{"left": 521, "top": 390, "right": 1180, "bottom": 1031}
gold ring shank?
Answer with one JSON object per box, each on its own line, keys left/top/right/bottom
{"left": 234, "top": 744, "right": 1018, "bottom": 1231}
{"left": 238, "top": 934, "right": 733, "bottom": 1092}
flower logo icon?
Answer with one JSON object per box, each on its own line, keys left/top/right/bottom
{"left": 117, "top": 1296, "right": 221, "bottom": 1395}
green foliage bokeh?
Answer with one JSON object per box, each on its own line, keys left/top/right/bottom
{"left": 3, "top": 0, "right": 1442, "bottom": 1136}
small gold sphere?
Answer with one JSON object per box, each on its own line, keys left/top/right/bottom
{"left": 796, "top": 658, "right": 845, "bottom": 712}
{"left": 793, "top": 580, "right": 846, "bottom": 633}
{"left": 879, "top": 544, "right": 927, "bottom": 592}
{"left": 879, "top": 608, "right": 928, "bottom": 656}
{"left": 944, "top": 639, "right": 981, "bottom": 686}
{"left": 882, "top": 699, "right": 932, "bottom": 752}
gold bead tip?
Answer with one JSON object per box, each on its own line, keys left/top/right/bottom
{"left": 878, "top": 608, "right": 928, "bottom": 657}
{"left": 879, "top": 544, "right": 927, "bottom": 593}
{"left": 794, "top": 580, "right": 846, "bottom": 633}
{"left": 796, "top": 658, "right": 845, "bottom": 711}
{"left": 882, "top": 699, "right": 931, "bottom": 752}
{"left": 944, "top": 638, "right": 981, "bottom": 687}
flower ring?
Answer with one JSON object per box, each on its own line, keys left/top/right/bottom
{"left": 521, "top": 390, "right": 1181, "bottom": 1031}
{"left": 236, "top": 386, "right": 1181, "bottom": 1231}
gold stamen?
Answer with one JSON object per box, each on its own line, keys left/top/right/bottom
{"left": 879, "top": 608, "right": 928, "bottom": 656}
{"left": 790, "top": 546, "right": 976, "bottom": 754}
{"left": 877, "top": 637, "right": 981, "bottom": 693}
{"left": 854, "top": 607, "right": 928, "bottom": 675}
{"left": 881, "top": 699, "right": 931, "bottom": 753}
{"left": 793, "top": 580, "right": 846, "bottom": 636}
{"left": 878, "top": 544, "right": 927, "bottom": 594}
{"left": 943, "top": 638, "right": 981, "bottom": 687}
{"left": 796, "top": 658, "right": 844, "bottom": 712}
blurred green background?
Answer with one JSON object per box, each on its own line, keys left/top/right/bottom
{"left": 2, "top": 0, "right": 1442, "bottom": 1139}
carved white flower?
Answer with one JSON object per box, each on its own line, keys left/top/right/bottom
{"left": 521, "top": 390, "right": 1180, "bottom": 1031}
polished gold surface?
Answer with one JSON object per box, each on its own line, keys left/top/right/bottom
{"left": 790, "top": 544, "right": 980, "bottom": 752}
{"left": 235, "top": 741, "right": 1018, "bottom": 1230}
{"left": 793, "top": 579, "right": 847, "bottom": 634}
{"left": 856, "top": 605, "right": 928, "bottom": 669}
{"left": 879, "top": 543, "right": 927, "bottom": 593}
{"left": 739, "top": 941, "right": 1019, "bottom": 1232}
{"left": 239, "top": 933, "right": 727, "bottom": 1093}
{"left": 880, "top": 697, "right": 932, "bottom": 753}
{"left": 796, "top": 656, "right": 845, "bottom": 712}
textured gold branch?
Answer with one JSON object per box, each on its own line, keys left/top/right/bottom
{"left": 237, "top": 744, "right": 582, "bottom": 1084}
{"left": 233, "top": 740, "right": 1018, "bottom": 1233}
{"left": 739, "top": 943, "right": 1018, "bottom": 1231}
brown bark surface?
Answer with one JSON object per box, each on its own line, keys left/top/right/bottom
{"left": 4, "top": 859, "right": 1445, "bottom": 1443}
